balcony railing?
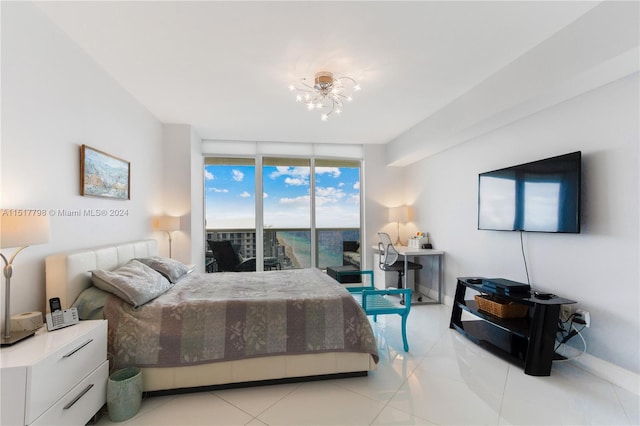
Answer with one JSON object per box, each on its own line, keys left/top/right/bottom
{"left": 206, "top": 228, "right": 360, "bottom": 272}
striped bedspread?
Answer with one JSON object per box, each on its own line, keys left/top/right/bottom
{"left": 104, "top": 268, "right": 378, "bottom": 369}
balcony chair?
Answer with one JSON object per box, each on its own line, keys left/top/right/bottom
{"left": 207, "top": 240, "right": 256, "bottom": 272}
{"left": 377, "top": 232, "right": 423, "bottom": 302}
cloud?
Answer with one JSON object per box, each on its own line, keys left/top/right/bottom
{"left": 315, "top": 186, "right": 346, "bottom": 206}
{"left": 353, "top": 181, "right": 360, "bottom": 190}
{"left": 316, "top": 186, "right": 345, "bottom": 198}
{"left": 232, "top": 169, "right": 244, "bottom": 182}
{"left": 284, "top": 177, "right": 306, "bottom": 186}
{"left": 205, "top": 170, "right": 214, "bottom": 180}
{"left": 269, "top": 166, "right": 310, "bottom": 185}
{"left": 316, "top": 167, "right": 341, "bottom": 178}
{"left": 209, "top": 187, "right": 228, "bottom": 193}
{"left": 338, "top": 182, "right": 345, "bottom": 187}
{"left": 263, "top": 192, "right": 268, "bottom": 198}
{"left": 239, "top": 191, "right": 251, "bottom": 198}
{"left": 279, "top": 195, "right": 310, "bottom": 206}
{"left": 347, "top": 194, "right": 360, "bottom": 204}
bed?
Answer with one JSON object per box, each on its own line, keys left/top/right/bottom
{"left": 45, "top": 240, "right": 377, "bottom": 392}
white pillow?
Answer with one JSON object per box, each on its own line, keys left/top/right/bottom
{"left": 91, "top": 259, "right": 172, "bottom": 307}
{"left": 136, "top": 256, "right": 190, "bottom": 283}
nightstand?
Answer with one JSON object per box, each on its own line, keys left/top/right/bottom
{"left": 1, "top": 320, "right": 108, "bottom": 425}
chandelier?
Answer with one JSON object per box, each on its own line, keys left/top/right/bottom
{"left": 288, "top": 71, "right": 361, "bottom": 121}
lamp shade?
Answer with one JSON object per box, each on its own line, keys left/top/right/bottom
{"left": 388, "top": 206, "right": 409, "bottom": 223}
{"left": 0, "top": 215, "right": 50, "bottom": 249}
{"left": 153, "top": 216, "right": 180, "bottom": 232}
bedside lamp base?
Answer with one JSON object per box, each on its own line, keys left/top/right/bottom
{"left": 1, "top": 329, "right": 35, "bottom": 347}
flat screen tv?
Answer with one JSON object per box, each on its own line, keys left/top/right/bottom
{"left": 478, "top": 151, "right": 581, "bottom": 233}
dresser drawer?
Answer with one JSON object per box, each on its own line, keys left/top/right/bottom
{"left": 26, "top": 323, "right": 107, "bottom": 424}
{"left": 31, "top": 361, "right": 108, "bottom": 426}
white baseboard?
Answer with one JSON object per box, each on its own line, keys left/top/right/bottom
{"left": 560, "top": 346, "right": 639, "bottom": 395}
{"left": 442, "top": 293, "right": 454, "bottom": 307}
{"left": 441, "top": 293, "right": 639, "bottom": 394}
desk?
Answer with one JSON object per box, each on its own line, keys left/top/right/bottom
{"left": 372, "top": 245, "right": 444, "bottom": 305}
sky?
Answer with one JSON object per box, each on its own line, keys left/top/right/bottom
{"left": 205, "top": 163, "right": 360, "bottom": 229}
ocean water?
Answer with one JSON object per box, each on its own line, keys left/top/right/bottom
{"left": 277, "top": 230, "right": 360, "bottom": 269}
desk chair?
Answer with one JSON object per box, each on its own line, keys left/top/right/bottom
{"left": 377, "top": 232, "right": 423, "bottom": 299}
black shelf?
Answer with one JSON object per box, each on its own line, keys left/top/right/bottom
{"left": 457, "top": 299, "right": 530, "bottom": 338}
{"left": 450, "top": 277, "right": 576, "bottom": 376}
{"left": 451, "top": 320, "right": 527, "bottom": 368}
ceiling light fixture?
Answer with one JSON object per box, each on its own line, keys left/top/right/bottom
{"left": 288, "top": 71, "right": 361, "bottom": 121}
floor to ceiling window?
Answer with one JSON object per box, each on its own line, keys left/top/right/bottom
{"left": 205, "top": 156, "right": 361, "bottom": 271}
{"left": 315, "top": 159, "right": 361, "bottom": 269}
{"left": 204, "top": 158, "right": 257, "bottom": 271}
{"left": 262, "top": 158, "right": 312, "bottom": 269}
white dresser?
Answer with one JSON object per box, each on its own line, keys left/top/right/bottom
{"left": 0, "top": 320, "right": 108, "bottom": 425}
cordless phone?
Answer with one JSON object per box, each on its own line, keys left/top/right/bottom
{"left": 49, "top": 297, "right": 61, "bottom": 312}
{"left": 46, "top": 297, "right": 79, "bottom": 331}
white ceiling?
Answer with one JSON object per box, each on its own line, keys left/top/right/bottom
{"left": 35, "top": 1, "right": 599, "bottom": 145}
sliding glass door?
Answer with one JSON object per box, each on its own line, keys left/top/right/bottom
{"left": 315, "top": 159, "right": 361, "bottom": 269}
{"left": 263, "top": 157, "right": 311, "bottom": 269}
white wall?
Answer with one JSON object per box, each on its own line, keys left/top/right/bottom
{"left": 160, "top": 124, "right": 204, "bottom": 269}
{"left": 405, "top": 73, "right": 639, "bottom": 374}
{"left": 0, "top": 2, "right": 164, "bottom": 321}
{"left": 363, "top": 144, "right": 407, "bottom": 272}
{"left": 190, "top": 129, "right": 205, "bottom": 271}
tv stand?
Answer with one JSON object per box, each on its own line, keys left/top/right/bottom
{"left": 449, "top": 277, "right": 576, "bottom": 376}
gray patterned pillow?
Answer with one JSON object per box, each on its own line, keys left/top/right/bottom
{"left": 135, "top": 256, "right": 190, "bottom": 283}
{"left": 91, "top": 259, "right": 172, "bottom": 307}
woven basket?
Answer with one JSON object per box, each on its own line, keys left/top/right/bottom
{"left": 474, "top": 295, "right": 528, "bottom": 319}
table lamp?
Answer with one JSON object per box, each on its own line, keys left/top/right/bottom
{"left": 1, "top": 214, "right": 50, "bottom": 346}
{"left": 389, "top": 206, "right": 409, "bottom": 246}
{"left": 153, "top": 215, "right": 180, "bottom": 258}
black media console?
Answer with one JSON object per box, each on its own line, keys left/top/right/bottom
{"left": 449, "top": 277, "right": 576, "bottom": 376}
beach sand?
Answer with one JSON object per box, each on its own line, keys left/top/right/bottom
{"left": 284, "top": 244, "right": 301, "bottom": 268}
{"left": 278, "top": 238, "right": 301, "bottom": 268}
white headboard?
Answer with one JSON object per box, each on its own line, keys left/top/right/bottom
{"left": 45, "top": 239, "right": 158, "bottom": 310}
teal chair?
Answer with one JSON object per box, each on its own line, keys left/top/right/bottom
{"left": 338, "top": 269, "right": 412, "bottom": 352}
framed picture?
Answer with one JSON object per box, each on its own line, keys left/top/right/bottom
{"left": 80, "top": 144, "right": 130, "bottom": 199}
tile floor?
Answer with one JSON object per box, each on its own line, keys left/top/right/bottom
{"left": 96, "top": 304, "right": 639, "bottom": 425}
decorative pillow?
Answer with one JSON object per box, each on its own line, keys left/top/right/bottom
{"left": 71, "top": 286, "right": 111, "bottom": 320}
{"left": 135, "top": 256, "right": 190, "bottom": 283}
{"left": 91, "top": 259, "right": 172, "bottom": 307}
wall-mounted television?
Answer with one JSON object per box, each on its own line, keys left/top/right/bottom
{"left": 478, "top": 151, "right": 581, "bottom": 233}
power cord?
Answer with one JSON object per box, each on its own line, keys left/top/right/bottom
{"left": 519, "top": 232, "right": 587, "bottom": 361}
{"left": 519, "top": 231, "right": 531, "bottom": 286}
{"left": 555, "top": 313, "right": 587, "bottom": 361}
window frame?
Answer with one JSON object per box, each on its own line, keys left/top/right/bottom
{"left": 204, "top": 155, "right": 364, "bottom": 271}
